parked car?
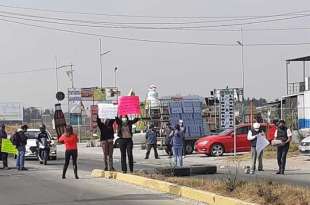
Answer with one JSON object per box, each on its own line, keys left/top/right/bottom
{"left": 25, "top": 129, "right": 57, "bottom": 160}
{"left": 195, "top": 123, "right": 276, "bottom": 156}
{"left": 299, "top": 136, "right": 310, "bottom": 155}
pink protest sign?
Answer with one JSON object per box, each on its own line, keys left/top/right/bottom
{"left": 118, "top": 96, "right": 141, "bottom": 116}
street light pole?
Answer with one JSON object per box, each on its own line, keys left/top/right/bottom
{"left": 99, "top": 39, "right": 111, "bottom": 89}
{"left": 237, "top": 28, "right": 245, "bottom": 122}
{"left": 114, "top": 67, "right": 118, "bottom": 102}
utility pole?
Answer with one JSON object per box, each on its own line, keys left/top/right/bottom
{"left": 237, "top": 27, "right": 245, "bottom": 123}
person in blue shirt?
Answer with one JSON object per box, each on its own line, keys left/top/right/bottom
{"left": 145, "top": 124, "right": 159, "bottom": 159}
{"left": 170, "top": 124, "right": 184, "bottom": 167}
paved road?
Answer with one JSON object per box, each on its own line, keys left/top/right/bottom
{"left": 0, "top": 157, "right": 203, "bottom": 205}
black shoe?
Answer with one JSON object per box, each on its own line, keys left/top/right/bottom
{"left": 122, "top": 171, "right": 127, "bottom": 174}
{"left": 21, "top": 167, "right": 28, "bottom": 171}
{"left": 104, "top": 167, "right": 108, "bottom": 171}
{"left": 75, "top": 175, "right": 79, "bottom": 179}
{"left": 144, "top": 157, "right": 148, "bottom": 160}
{"left": 40, "top": 161, "right": 43, "bottom": 164}
{"left": 258, "top": 169, "right": 264, "bottom": 171}
{"left": 276, "top": 171, "right": 281, "bottom": 174}
{"left": 155, "top": 157, "right": 160, "bottom": 159}
{"left": 62, "top": 176, "right": 66, "bottom": 179}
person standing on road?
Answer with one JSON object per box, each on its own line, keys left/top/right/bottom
{"left": 145, "top": 124, "right": 159, "bottom": 159}
{"left": 0, "top": 124, "right": 9, "bottom": 169}
{"left": 163, "top": 123, "right": 173, "bottom": 157}
{"left": 274, "top": 120, "right": 292, "bottom": 175}
{"left": 116, "top": 116, "right": 139, "bottom": 173}
{"left": 37, "top": 124, "right": 50, "bottom": 165}
{"left": 247, "top": 122, "right": 265, "bottom": 174}
{"left": 97, "top": 116, "right": 116, "bottom": 171}
{"left": 12, "top": 127, "right": 28, "bottom": 171}
{"left": 171, "top": 124, "right": 184, "bottom": 167}
{"left": 58, "top": 125, "right": 79, "bottom": 179}
{"left": 179, "top": 120, "right": 187, "bottom": 156}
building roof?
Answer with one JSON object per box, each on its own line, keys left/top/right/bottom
{"left": 287, "top": 56, "right": 310, "bottom": 62}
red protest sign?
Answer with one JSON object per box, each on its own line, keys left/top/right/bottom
{"left": 118, "top": 96, "right": 141, "bottom": 116}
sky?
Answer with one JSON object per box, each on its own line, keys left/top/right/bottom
{"left": 0, "top": 0, "right": 310, "bottom": 109}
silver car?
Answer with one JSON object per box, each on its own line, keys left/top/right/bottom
{"left": 25, "top": 129, "right": 57, "bottom": 160}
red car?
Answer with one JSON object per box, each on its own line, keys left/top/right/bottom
{"left": 195, "top": 123, "right": 276, "bottom": 156}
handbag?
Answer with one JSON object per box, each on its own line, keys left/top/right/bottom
{"left": 271, "top": 139, "right": 282, "bottom": 146}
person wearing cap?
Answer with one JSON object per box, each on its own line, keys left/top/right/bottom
{"left": 145, "top": 124, "right": 159, "bottom": 159}
{"left": 0, "top": 124, "right": 8, "bottom": 169}
{"left": 247, "top": 122, "right": 265, "bottom": 174}
{"left": 58, "top": 125, "right": 79, "bottom": 179}
{"left": 274, "top": 120, "right": 292, "bottom": 175}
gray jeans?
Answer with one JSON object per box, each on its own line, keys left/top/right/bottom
{"left": 251, "top": 147, "right": 263, "bottom": 172}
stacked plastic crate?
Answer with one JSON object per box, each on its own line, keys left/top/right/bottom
{"left": 169, "top": 100, "right": 205, "bottom": 138}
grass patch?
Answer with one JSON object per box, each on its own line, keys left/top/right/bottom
{"left": 227, "top": 143, "right": 300, "bottom": 161}
{"left": 134, "top": 170, "right": 310, "bottom": 205}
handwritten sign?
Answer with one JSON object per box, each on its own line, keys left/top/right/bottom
{"left": 1, "top": 139, "right": 17, "bottom": 155}
{"left": 98, "top": 103, "right": 118, "bottom": 119}
{"left": 256, "top": 134, "right": 270, "bottom": 155}
{"left": 118, "top": 96, "right": 141, "bottom": 116}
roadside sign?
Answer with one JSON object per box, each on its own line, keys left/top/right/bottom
{"left": 98, "top": 103, "right": 118, "bottom": 119}
{"left": 81, "top": 87, "right": 106, "bottom": 101}
{"left": 118, "top": 96, "right": 141, "bottom": 116}
{"left": 1, "top": 139, "right": 17, "bottom": 155}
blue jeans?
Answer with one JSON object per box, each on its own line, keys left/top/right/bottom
{"left": 16, "top": 147, "right": 26, "bottom": 169}
{"left": 173, "top": 146, "right": 183, "bottom": 167}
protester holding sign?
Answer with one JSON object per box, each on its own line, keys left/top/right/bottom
{"left": 97, "top": 116, "right": 116, "bottom": 171}
{"left": 0, "top": 124, "right": 9, "bottom": 169}
{"left": 116, "top": 116, "right": 139, "bottom": 173}
{"left": 247, "top": 122, "right": 267, "bottom": 174}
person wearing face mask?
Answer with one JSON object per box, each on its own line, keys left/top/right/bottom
{"left": 115, "top": 115, "right": 139, "bottom": 173}
{"left": 274, "top": 120, "right": 292, "bottom": 175}
{"left": 247, "top": 122, "right": 265, "bottom": 174}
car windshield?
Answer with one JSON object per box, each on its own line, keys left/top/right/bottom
{"left": 218, "top": 129, "right": 233, "bottom": 135}
{"left": 25, "top": 131, "right": 40, "bottom": 139}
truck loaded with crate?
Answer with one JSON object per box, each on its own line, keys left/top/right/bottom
{"left": 165, "top": 98, "right": 209, "bottom": 154}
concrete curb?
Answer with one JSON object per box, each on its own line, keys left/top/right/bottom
{"left": 91, "top": 169, "right": 256, "bottom": 205}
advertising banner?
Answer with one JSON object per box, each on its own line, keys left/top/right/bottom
{"left": 90, "top": 105, "right": 98, "bottom": 129}
{"left": 118, "top": 96, "right": 141, "bottom": 116}
{"left": 98, "top": 103, "right": 118, "bottom": 119}
{"left": 0, "top": 103, "right": 23, "bottom": 122}
{"left": 81, "top": 87, "right": 106, "bottom": 101}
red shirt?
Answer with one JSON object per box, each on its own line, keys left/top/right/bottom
{"left": 59, "top": 134, "right": 79, "bottom": 151}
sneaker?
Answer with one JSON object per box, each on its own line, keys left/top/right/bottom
{"left": 276, "top": 171, "right": 281, "bottom": 175}
{"left": 21, "top": 167, "right": 28, "bottom": 171}
{"left": 258, "top": 169, "right": 264, "bottom": 172}
{"left": 3, "top": 167, "right": 9, "bottom": 170}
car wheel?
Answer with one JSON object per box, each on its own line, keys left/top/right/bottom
{"left": 114, "top": 139, "right": 120, "bottom": 148}
{"left": 211, "top": 144, "right": 224, "bottom": 156}
{"left": 185, "top": 143, "right": 194, "bottom": 155}
{"left": 50, "top": 156, "right": 57, "bottom": 160}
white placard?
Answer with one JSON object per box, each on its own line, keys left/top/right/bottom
{"left": 256, "top": 134, "right": 270, "bottom": 155}
{"left": 98, "top": 103, "right": 118, "bottom": 119}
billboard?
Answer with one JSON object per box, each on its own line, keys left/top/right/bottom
{"left": 0, "top": 103, "right": 23, "bottom": 122}
{"left": 81, "top": 87, "right": 106, "bottom": 101}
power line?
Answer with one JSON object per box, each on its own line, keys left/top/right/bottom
{"left": 0, "top": 3, "right": 309, "bottom": 19}
{"left": 0, "top": 18, "right": 237, "bottom": 46}
{"left": 0, "top": 9, "right": 308, "bottom": 25}
{"left": 0, "top": 12, "right": 309, "bottom": 30}
{"left": 2, "top": 17, "right": 310, "bottom": 47}
{"left": 0, "top": 67, "right": 55, "bottom": 75}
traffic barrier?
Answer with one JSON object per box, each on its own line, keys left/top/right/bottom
{"left": 91, "top": 169, "right": 256, "bottom": 205}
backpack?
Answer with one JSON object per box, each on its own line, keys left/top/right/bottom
{"left": 11, "top": 134, "right": 17, "bottom": 146}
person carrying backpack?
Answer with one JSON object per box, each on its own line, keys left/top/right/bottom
{"left": 170, "top": 124, "right": 184, "bottom": 167}
{"left": 145, "top": 124, "right": 159, "bottom": 159}
{"left": 12, "top": 127, "right": 28, "bottom": 171}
